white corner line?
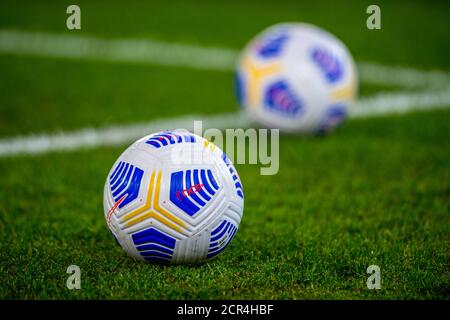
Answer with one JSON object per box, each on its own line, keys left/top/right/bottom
{"left": 0, "top": 29, "right": 449, "bottom": 88}
{"left": 0, "top": 88, "right": 449, "bottom": 158}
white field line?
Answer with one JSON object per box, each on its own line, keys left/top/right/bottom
{"left": 0, "top": 113, "right": 250, "bottom": 157}
{"left": 350, "top": 86, "right": 450, "bottom": 118}
{"left": 1, "top": 29, "right": 450, "bottom": 88}
{"left": 357, "top": 62, "right": 450, "bottom": 89}
{"left": 0, "top": 29, "right": 237, "bottom": 71}
{"left": 0, "top": 29, "right": 449, "bottom": 157}
{"left": 0, "top": 87, "right": 449, "bottom": 157}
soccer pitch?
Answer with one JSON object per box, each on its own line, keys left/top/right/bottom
{"left": 0, "top": 0, "right": 449, "bottom": 299}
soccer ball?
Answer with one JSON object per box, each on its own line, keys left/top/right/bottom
{"left": 235, "top": 23, "right": 358, "bottom": 133}
{"left": 103, "top": 131, "right": 244, "bottom": 264}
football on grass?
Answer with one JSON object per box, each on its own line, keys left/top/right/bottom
{"left": 103, "top": 131, "right": 244, "bottom": 264}
{"left": 235, "top": 22, "right": 358, "bottom": 133}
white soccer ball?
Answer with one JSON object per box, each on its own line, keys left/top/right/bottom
{"left": 103, "top": 131, "right": 244, "bottom": 264}
{"left": 235, "top": 23, "right": 358, "bottom": 133}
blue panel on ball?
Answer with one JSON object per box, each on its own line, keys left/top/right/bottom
{"left": 316, "top": 104, "right": 347, "bottom": 133}
{"left": 210, "top": 221, "right": 231, "bottom": 243}
{"left": 264, "top": 80, "right": 302, "bottom": 117}
{"left": 109, "top": 161, "right": 144, "bottom": 209}
{"left": 221, "top": 152, "right": 244, "bottom": 199}
{"left": 256, "top": 32, "right": 289, "bottom": 58}
{"left": 211, "top": 220, "right": 227, "bottom": 237}
{"left": 110, "top": 161, "right": 124, "bottom": 184}
{"left": 145, "top": 131, "right": 196, "bottom": 148}
{"left": 110, "top": 162, "right": 128, "bottom": 189}
{"left": 193, "top": 169, "right": 211, "bottom": 201}
{"left": 132, "top": 227, "right": 177, "bottom": 264}
{"left": 112, "top": 165, "right": 133, "bottom": 197}
{"left": 310, "top": 47, "right": 343, "bottom": 83}
{"left": 170, "top": 171, "right": 200, "bottom": 216}
{"left": 207, "top": 220, "right": 238, "bottom": 259}
{"left": 185, "top": 170, "right": 206, "bottom": 207}
{"left": 207, "top": 170, "right": 219, "bottom": 191}
{"left": 132, "top": 228, "right": 176, "bottom": 248}
{"left": 170, "top": 169, "right": 218, "bottom": 217}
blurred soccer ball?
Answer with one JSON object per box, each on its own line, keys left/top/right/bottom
{"left": 235, "top": 23, "right": 358, "bottom": 133}
{"left": 103, "top": 131, "right": 244, "bottom": 264}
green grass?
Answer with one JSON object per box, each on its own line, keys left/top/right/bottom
{"left": 0, "top": 55, "right": 235, "bottom": 137}
{"left": 0, "top": 0, "right": 449, "bottom": 299}
{"left": 0, "top": 0, "right": 449, "bottom": 138}
{"left": 0, "top": 110, "right": 448, "bottom": 299}
{"left": 1, "top": 0, "right": 449, "bottom": 69}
